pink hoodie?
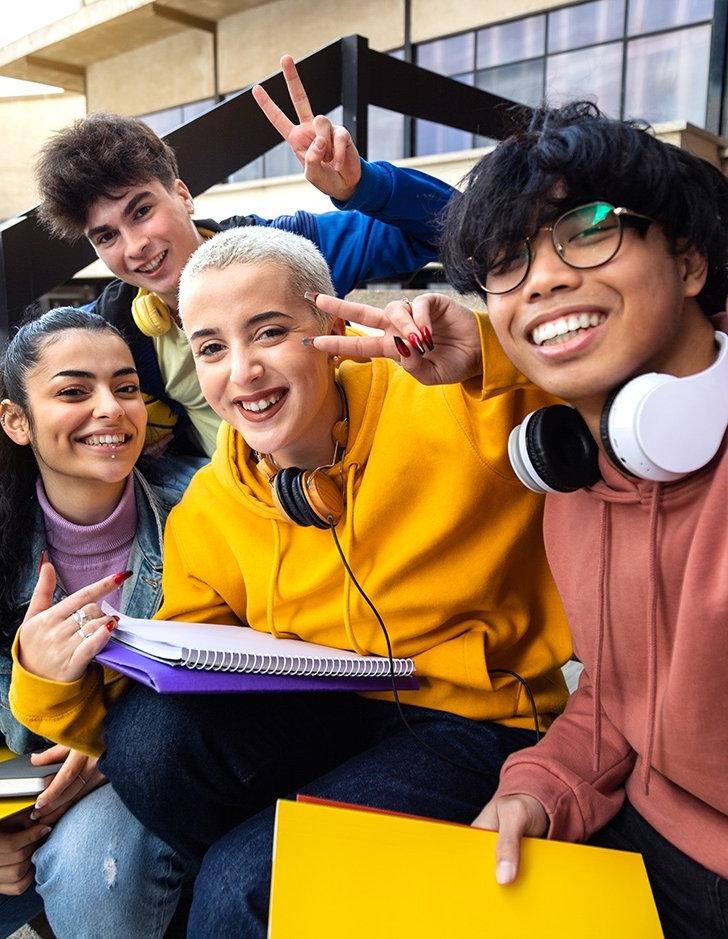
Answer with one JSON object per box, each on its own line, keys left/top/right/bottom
{"left": 495, "top": 325, "right": 728, "bottom": 879}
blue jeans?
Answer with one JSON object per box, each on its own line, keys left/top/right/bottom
{"left": 100, "top": 686, "right": 535, "bottom": 938}
{"left": 589, "top": 801, "right": 728, "bottom": 939}
{"left": 32, "top": 782, "right": 184, "bottom": 939}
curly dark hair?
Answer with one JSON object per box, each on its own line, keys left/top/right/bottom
{"left": 35, "top": 111, "right": 180, "bottom": 242}
{"left": 441, "top": 101, "right": 728, "bottom": 316}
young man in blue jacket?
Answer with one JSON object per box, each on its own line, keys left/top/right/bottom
{"left": 35, "top": 57, "right": 453, "bottom": 461}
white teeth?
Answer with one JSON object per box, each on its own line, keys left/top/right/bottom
{"left": 240, "top": 392, "right": 284, "bottom": 413}
{"left": 82, "top": 434, "right": 127, "bottom": 446}
{"left": 138, "top": 250, "right": 166, "bottom": 274}
{"left": 531, "top": 313, "right": 607, "bottom": 347}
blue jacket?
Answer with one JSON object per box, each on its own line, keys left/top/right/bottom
{"left": 93, "top": 160, "right": 454, "bottom": 452}
{"left": 0, "top": 469, "right": 179, "bottom": 754}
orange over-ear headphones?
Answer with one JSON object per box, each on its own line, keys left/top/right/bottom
{"left": 257, "top": 387, "right": 349, "bottom": 528}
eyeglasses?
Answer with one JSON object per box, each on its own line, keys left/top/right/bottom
{"left": 470, "top": 201, "right": 655, "bottom": 295}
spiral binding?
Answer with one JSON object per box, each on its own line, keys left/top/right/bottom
{"left": 180, "top": 647, "right": 415, "bottom": 677}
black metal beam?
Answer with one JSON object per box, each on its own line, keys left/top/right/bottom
{"left": 341, "top": 34, "right": 369, "bottom": 157}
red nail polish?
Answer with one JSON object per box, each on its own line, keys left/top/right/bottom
{"left": 37, "top": 550, "right": 48, "bottom": 574}
{"left": 421, "top": 326, "right": 434, "bottom": 351}
{"left": 112, "top": 570, "right": 133, "bottom": 586}
{"left": 394, "top": 336, "right": 411, "bottom": 358}
{"left": 408, "top": 333, "right": 426, "bottom": 356}
{"left": 106, "top": 619, "right": 117, "bottom": 632}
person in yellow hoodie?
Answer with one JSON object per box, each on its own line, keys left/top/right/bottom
{"left": 11, "top": 226, "right": 570, "bottom": 936}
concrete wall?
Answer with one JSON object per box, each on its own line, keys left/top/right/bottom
{"left": 0, "top": 92, "right": 86, "bottom": 220}
{"left": 86, "top": 28, "right": 214, "bottom": 114}
{"left": 411, "top": 0, "right": 564, "bottom": 43}
{"left": 217, "top": 0, "right": 402, "bottom": 94}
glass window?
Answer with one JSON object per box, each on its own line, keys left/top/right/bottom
{"left": 140, "top": 106, "right": 183, "bottom": 136}
{"left": 368, "top": 106, "right": 405, "bottom": 162}
{"left": 476, "top": 59, "right": 544, "bottom": 109}
{"left": 476, "top": 15, "right": 545, "bottom": 68}
{"left": 546, "top": 41, "right": 623, "bottom": 116}
{"left": 415, "top": 120, "right": 473, "bottom": 156}
{"left": 628, "top": 0, "right": 713, "bottom": 35}
{"left": 417, "top": 32, "right": 474, "bottom": 75}
{"left": 181, "top": 98, "right": 216, "bottom": 122}
{"left": 415, "top": 73, "right": 474, "bottom": 156}
{"left": 624, "top": 24, "right": 711, "bottom": 125}
{"left": 547, "top": 0, "right": 625, "bottom": 53}
{"left": 228, "top": 158, "right": 264, "bottom": 185}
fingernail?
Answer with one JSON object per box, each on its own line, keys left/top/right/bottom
{"left": 496, "top": 860, "right": 516, "bottom": 885}
{"left": 408, "top": 332, "right": 426, "bottom": 356}
{"left": 112, "top": 570, "right": 133, "bottom": 585}
{"left": 37, "top": 550, "right": 48, "bottom": 574}
{"left": 303, "top": 291, "right": 319, "bottom": 303}
{"left": 421, "top": 326, "right": 435, "bottom": 351}
{"left": 393, "top": 336, "right": 411, "bottom": 358}
{"left": 301, "top": 336, "right": 316, "bottom": 347}
{"left": 106, "top": 617, "right": 118, "bottom": 632}
{"left": 40, "top": 826, "right": 52, "bottom": 835}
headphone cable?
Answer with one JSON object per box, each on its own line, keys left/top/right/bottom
{"left": 328, "top": 523, "right": 541, "bottom": 783}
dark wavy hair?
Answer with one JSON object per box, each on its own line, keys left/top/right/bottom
{"left": 0, "top": 308, "right": 124, "bottom": 649}
{"left": 442, "top": 101, "right": 728, "bottom": 316}
{"left": 36, "top": 111, "right": 179, "bottom": 242}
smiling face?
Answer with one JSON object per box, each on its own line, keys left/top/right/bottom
{"left": 182, "top": 261, "right": 344, "bottom": 469}
{"left": 7, "top": 330, "right": 147, "bottom": 508}
{"left": 484, "top": 213, "right": 715, "bottom": 431}
{"left": 85, "top": 178, "right": 203, "bottom": 311}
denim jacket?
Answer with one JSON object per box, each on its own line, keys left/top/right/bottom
{"left": 1, "top": 469, "right": 181, "bottom": 754}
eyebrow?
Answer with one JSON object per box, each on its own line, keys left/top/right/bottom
{"left": 86, "top": 190, "right": 154, "bottom": 241}
{"left": 188, "top": 310, "right": 293, "bottom": 343}
{"left": 51, "top": 367, "right": 139, "bottom": 380}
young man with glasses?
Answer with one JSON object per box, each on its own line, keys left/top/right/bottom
{"left": 429, "top": 101, "right": 726, "bottom": 938}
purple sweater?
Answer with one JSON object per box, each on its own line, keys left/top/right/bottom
{"left": 37, "top": 476, "right": 138, "bottom": 611}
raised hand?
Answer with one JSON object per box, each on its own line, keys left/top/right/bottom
{"left": 30, "top": 745, "right": 105, "bottom": 825}
{"left": 252, "top": 54, "right": 362, "bottom": 201}
{"left": 304, "top": 292, "right": 483, "bottom": 387}
{"left": 16, "top": 559, "right": 131, "bottom": 682}
{"left": 471, "top": 793, "right": 549, "bottom": 884}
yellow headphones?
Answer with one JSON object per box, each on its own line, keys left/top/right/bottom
{"left": 131, "top": 289, "right": 173, "bottom": 337}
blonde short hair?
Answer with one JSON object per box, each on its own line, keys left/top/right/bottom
{"left": 178, "top": 225, "right": 335, "bottom": 331}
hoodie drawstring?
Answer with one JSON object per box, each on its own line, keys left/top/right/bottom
{"left": 341, "top": 463, "right": 367, "bottom": 655}
{"left": 642, "top": 484, "right": 662, "bottom": 795}
{"left": 592, "top": 500, "right": 610, "bottom": 774}
{"left": 265, "top": 517, "right": 297, "bottom": 640}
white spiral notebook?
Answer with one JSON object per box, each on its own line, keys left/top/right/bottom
{"left": 102, "top": 606, "right": 415, "bottom": 678}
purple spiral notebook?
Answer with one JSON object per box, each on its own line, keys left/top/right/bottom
{"left": 95, "top": 640, "right": 419, "bottom": 695}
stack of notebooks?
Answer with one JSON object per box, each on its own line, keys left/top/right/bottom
{"left": 95, "top": 607, "right": 418, "bottom": 695}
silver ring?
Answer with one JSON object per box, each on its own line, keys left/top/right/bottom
{"left": 77, "top": 774, "right": 89, "bottom": 787}
{"left": 76, "top": 627, "right": 91, "bottom": 641}
{"left": 72, "top": 609, "right": 88, "bottom": 629}
{"left": 399, "top": 297, "right": 412, "bottom": 312}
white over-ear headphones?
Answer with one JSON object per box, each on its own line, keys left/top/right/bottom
{"left": 509, "top": 330, "right": 728, "bottom": 493}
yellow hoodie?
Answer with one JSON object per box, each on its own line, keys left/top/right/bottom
{"left": 10, "top": 314, "right": 570, "bottom": 754}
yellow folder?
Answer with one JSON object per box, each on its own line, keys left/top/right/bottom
{"left": 269, "top": 799, "right": 663, "bottom": 938}
{"left": 0, "top": 747, "right": 36, "bottom": 823}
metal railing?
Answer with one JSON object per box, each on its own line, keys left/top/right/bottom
{"left": 0, "top": 34, "right": 529, "bottom": 343}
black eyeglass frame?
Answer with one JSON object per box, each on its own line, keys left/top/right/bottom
{"left": 469, "top": 202, "right": 655, "bottom": 296}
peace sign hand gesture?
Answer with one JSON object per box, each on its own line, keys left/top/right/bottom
{"left": 253, "top": 54, "right": 362, "bottom": 201}
{"left": 306, "top": 292, "right": 483, "bottom": 387}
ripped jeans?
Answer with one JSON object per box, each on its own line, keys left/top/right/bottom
{"left": 32, "top": 782, "right": 184, "bottom": 939}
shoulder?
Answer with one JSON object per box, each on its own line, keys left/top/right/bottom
{"left": 93, "top": 279, "right": 137, "bottom": 330}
